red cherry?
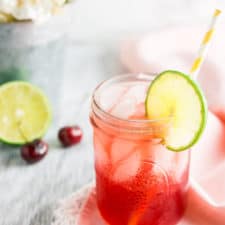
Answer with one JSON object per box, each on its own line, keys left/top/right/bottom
{"left": 58, "top": 126, "right": 82, "bottom": 147}
{"left": 21, "top": 139, "right": 48, "bottom": 163}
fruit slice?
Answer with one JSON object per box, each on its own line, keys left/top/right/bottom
{"left": 0, "top": 81, "right": 52, "bottom": 145}
{"left": 145, "top": 70, "right": 207, "bottom": 151}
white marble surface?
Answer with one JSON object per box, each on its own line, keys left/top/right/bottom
{"left": 1, "top": 1, "right": 225, "bottom": 224}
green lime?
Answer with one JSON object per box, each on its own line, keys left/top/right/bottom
{"left": 145, "top": 70, "right": 207, "bottom": 151}
{"left": 0, "top": 81, "right": 52, "bottom": 145}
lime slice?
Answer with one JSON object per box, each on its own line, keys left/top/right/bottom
{"left": 0, "top": 81, "right": 52, "bottom": 145}
{"left": 145, "top": 70, "right": 207, "bottom": 151}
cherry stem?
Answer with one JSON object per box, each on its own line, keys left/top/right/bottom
{"left": 17, "top": 120, "right": 29, "bottom": 143}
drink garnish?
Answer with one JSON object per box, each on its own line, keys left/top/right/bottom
{"left": 145, "top": 70, "right": 207, "bottom": 151}
{"left": 145, "top": 9, "right": 222, "bottom": 151}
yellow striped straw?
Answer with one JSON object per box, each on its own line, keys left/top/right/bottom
{"left": 190, "top": 9, "right": 222, "bottom": 79}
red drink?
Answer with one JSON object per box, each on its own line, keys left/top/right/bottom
{"left": 90, "top": 74, "right": 190, "bottom": 225}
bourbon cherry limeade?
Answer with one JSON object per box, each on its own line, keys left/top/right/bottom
{"left": 90, "top": 74, "right": 190, "bottom": 225}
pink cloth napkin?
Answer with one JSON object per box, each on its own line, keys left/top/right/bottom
{"left": 120, "top": 25, "right": 225, "bottom": 123}
{"left": 119, "top": 26, "right": 225, "bottom": 224}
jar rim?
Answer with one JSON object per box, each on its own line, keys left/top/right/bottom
{"left": 91, "top": 73, "right": 171, "bottom": 135}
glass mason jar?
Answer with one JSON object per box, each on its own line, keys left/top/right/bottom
{"left": 90, "top": 74, "right": 190, "bottom": 225}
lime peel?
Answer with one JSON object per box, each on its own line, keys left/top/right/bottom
{"left": 145, "top": 70, "right": 207, "bottom": 151}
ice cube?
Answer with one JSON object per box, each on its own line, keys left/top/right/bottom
{"left": 127, "top": 83, "right": 148, "bottom": 104}
{"left": 110, "top": 138, "right": 137, "bottom": 164}
{"left": 94, "top": 131, "right": 110, "bottom": 168}
{"left": 110, "top": 84, "right": 147, "bottom": 119}
{"left": 112, "top": 150, "right": 141, "bottom": 182}
{"left": 110, "top": 138, "right": 141, "bottom": 182}
{"left": 98, "top": 85, "right": 128, "bottom": 112}
{"left": 110, "top": 97, "right": 137, "bottom": 119}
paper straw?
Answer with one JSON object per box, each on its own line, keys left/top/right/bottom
{"left": 190, "top": 9, "right": 222, "bottom": 79}
{"left": 128, "top": 9, "right": 222, "bottom": 225}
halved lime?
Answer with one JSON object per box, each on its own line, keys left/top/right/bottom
{"left": 0, "top": 81, "right": 52, "bottom": 145}
{"left": 145, "top": 70, "right": 207, "bottom": 151}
